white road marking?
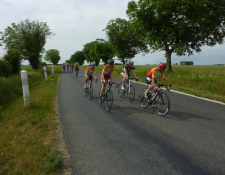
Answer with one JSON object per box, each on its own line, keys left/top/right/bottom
{"left": 131, "top": 81, "right": 225, "bottom": 106}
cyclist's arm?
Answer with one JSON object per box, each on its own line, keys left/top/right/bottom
{"left": 132, "top": 70, "right": 138, "bottom": 80}
{"left": 163, "top": 78, "right": 170, "bottom": 91}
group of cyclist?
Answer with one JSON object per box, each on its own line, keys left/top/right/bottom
{"left": 62, "top": 62, "right": 80, "bottom": 73}
{"left": 82, "top": 59, "right": 170, "bottom": 106}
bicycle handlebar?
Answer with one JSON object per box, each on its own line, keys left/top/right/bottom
{"left": 125, "top": 77, "right": 138, "bottom": 82}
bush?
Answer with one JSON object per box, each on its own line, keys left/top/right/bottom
{"left": 3, "top": 49, "right": 21, "bottom": 74}
{"left": 0, "top": 60, "right": 12, "bottom": 77}
{"left": 39, "top": 62, "right": 47, "bottom": 69}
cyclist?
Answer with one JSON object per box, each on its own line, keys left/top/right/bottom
{"left": 62, "top": 63, "right": 66, "bottom": 71}
{"left": 71, "top": 63, "right": 74, "bottom": 71}
{"left": 99, "top": 60, "right": 119, "bottom": 103}
{"left": 67, "top": 62, "right": 69, "bottom": 70}
{"left": 75, "top": 62, "right": 79, "bottom": 73}
{"left": 145, "top": 62, "right": 170, "bottom": 107}
{"left": 84, "top": 63, "right": 98, "bottom": 89}
{"left": 120, "top": 59, "right": 139, "bottom": 90}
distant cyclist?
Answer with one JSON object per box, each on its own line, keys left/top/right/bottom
{"left": 75, "top": 62, "right": 79, "bottom": 73}
{"left": 71, "top": 63, "right": 74, "bottom": 71}
{"left": 99, "top": 60, "right": 118, "bottom": 103}
{"left": 120, "top": 59, "right": 139, "bottom": 90}
{"left": 145, "top": 62, "right": 170, "bottom": 107}
{"left": 84, "top": 63, "right": 98, "bottom": 89}
{"left": 62, "top": 63, "right": 66, "bottom": 71}
{"left": 67, "top": 63, "right": 69, "bottom": 70}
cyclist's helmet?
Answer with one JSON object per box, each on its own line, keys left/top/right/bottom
{"left": 90, "top": 63, "right": 95, "bottom": 67}
{"left": 158, "top": 62, "right": 167, "bottom": 69}
{"left": 108, "top": 60, "right": 114, "bottom": 65}
{"left": 76, "top": 62, "right": 78, "bottom": 64}
{"left": 128, "top": 59, "right": 134, "bottom": 65}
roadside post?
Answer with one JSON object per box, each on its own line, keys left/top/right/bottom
{"left": 52, "top": 65, "right": 54, "bottom": 74}
{"left": 21, "top": 70, "right": 30, "bottom": 106}
{"left": 43, "top": 66, "right": 48, "bottom": 81}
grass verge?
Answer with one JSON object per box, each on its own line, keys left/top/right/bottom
{"left": 0, "top": 65, "right": 63, "bottom": 174}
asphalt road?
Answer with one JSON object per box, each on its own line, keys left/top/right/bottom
{"left": 57, "top": 68, "right": 225, "bottom": 175}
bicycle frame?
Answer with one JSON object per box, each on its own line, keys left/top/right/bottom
{"left": 148, "top": 84, "right": 171, "bottom": 104}
{"left": 125, "top": 78, "right": 137, "bottom": 93}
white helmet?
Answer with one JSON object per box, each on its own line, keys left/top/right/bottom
{"left": 128, "top": 59, "right": 134, "bottom": 65}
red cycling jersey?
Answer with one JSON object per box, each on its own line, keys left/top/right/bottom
{"left": 102, "top": 64, "right": 117, "bottom": 76}
{"left": 146, "top": 68, "right": 165, "bottom": 79}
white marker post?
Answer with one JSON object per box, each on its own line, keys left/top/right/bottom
{"left": 52, "top": 65, "right": 54, "bottom": 74}
{"left": 43, "top": 66, "right": 48, "bottom": 81}
{"left": 21, "top": 70, "right": 30, "bottom": 106}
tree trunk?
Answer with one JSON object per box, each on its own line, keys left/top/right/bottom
{"left": 165, "top": 50, "right": 172, "bottom": 72}
{"left": 122, "top": 58, "right": 125, "bottom": 65}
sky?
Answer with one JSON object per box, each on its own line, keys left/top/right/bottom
{"left": 0, "top": 0, "right": 224, "bottom": 65}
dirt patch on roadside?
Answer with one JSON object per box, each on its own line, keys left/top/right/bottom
{"left": 55, "top": 75, "right": 72, "bottom": 175}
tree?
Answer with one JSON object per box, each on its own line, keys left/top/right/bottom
{"left": 3, "top": 49, "right": 21, "bottom": 74}
{"left": 103, "top": 18, "right": 148, "bottom": 65}
{"left": 91, "top": 39, "right": 115, "bottom": 65}
{"left": 127, "top": 0, "right": 225, "bottom": 71}
{"left": 82, "top": 41, "right": 98, "bottom": 63}
{"left": 44, "top": 49, "right": 60, "bottom": 65}
{"left": 0, "top": 19, "right": 54, "bottom": 69}
{"left": 70, "top": 51, "right": 85, "bottom": 65}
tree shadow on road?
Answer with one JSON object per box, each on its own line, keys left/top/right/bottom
{"left": 165, "top": 111, "right": 214, "bottom": 122}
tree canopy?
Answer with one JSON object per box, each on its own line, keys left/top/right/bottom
{"left": 70, "top": 51, "right": 85, "bottom": 65}
{"left": 127, "top": 0, "right": 225, "bottom": 71}
{"left": 44, "top": 49, "right": 60, "bottom": 65}
{"left": 103, "top": 18, "right": 148, "bottom": 65}
{"left": 0, "top": 19, "right": 54, "bottom": 69}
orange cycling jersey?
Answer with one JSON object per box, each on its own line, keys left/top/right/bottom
{"left": 102, "top": 64, "right": 117, "bottom": 76}
{"left": 85, "top": 67, "right": 96, "bottom": 76}
{"left": 146, "top": 68, "right": 165, "bottom": 79}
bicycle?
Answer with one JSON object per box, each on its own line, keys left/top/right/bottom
{"left": 99, "top": 81, "right": 118, "bottom": 112}
{"left": 84, "top": 79, "right": 97, "bottom": 100}
{"left": 139, "top": 84, "right": 171, "bottom": 116}
{"left": 75, "top": 68, "right": 79, "bottom": 76}
{"left": 118, "top": 77, "right": 138, "bottom": 102}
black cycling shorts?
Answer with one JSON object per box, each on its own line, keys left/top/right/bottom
{"left": 145, "top": 76, "right": 157, "bottom": 85}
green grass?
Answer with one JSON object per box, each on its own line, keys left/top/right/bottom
{"left": 0, "top": 65, "right": 63, "bottom": 174}
{"left": 81, "top": 65, "right": 225, "bottom": 103}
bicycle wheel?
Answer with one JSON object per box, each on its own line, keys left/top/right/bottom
{"left": 85, "top": 86, "right": 89, "bottom": 96}
{"left": 155, "top": 93, "right": 170, "bottom": 116}
{"left": 118, "top": 83, "right": 124, "bottom": 98}
{"left": 139, "top": 88, "right": 149, "bottom": 108}
{"left": 105, "top": 90, "right": 113, "bottom": 112}
{"left": 126, "top": 85, "right": 135, "bottom": 102}
{"left": 89, "top": 84, "right": 93, "bottom": 100}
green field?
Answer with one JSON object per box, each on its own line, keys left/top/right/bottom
{"left": 81, "top": 65, "right": 225, "bottom": 103}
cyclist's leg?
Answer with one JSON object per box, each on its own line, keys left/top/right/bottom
{"left": 145, "top": 76, "right": 153, "bottom": 98}
{"left": 89, "top": 76, "right": 93, "bottom": 90}
{"left": 108, "top": 76, "right": 112, "bottom": 88}
{"left": 100, "top": 76, "right": 105, "bottom": 97}
{"left": 84, "top": 75, "right": 89, "bottom": 89}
